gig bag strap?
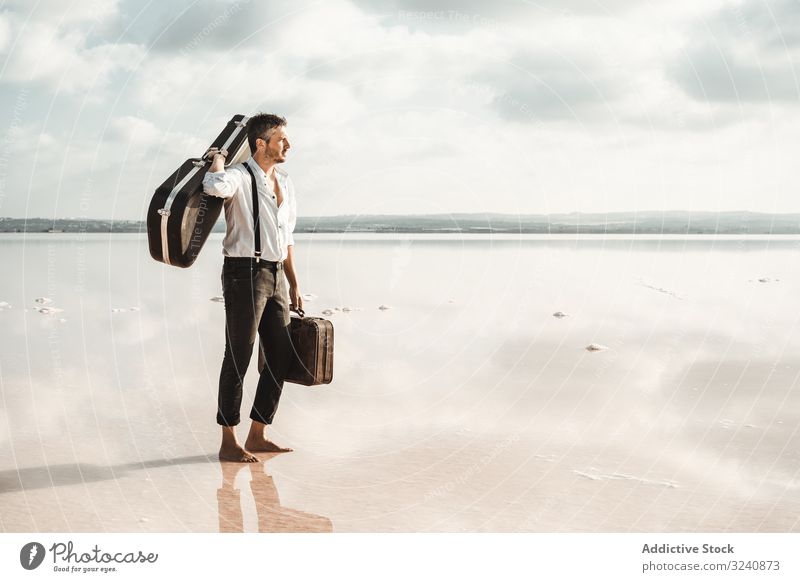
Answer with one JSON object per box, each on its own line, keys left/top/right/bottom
{"left": 243, "top": 162, "right": 262, "bottom": 260}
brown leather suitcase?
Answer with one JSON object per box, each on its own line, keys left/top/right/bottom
{"left": 146, "top": 114, "right": 251, "bottom": 268}
{"left": 259, "top": 309, "right": 334, "bottom": 386}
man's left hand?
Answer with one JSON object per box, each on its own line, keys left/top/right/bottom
{"left": 289, "top": 285, "right": 304, "bottom": 313}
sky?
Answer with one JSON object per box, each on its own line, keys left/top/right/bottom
{"left": 0, "top": 0, "right": 798, "bottom": 220}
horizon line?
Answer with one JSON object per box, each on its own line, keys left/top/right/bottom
{"left": 4, "top": 210, "right": 800, "bottom": 221}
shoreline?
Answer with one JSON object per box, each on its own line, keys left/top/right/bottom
{"left": 4, "top": 232, "right": 800, "bottom": 241}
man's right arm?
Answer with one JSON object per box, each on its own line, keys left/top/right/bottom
{"left": 202, "top": 149, "right": 241, "bottom": 199}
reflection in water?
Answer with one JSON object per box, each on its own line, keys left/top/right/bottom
{"left": 0, "top": 456, "right": 212, "bottom": 494}
{"left": 218, "top": 456, "right": 332, "bottom": 533}
{"left": 4, "top": 234, "right": 800, "bottom": 531}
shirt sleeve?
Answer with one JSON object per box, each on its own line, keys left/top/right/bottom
{"left": 287, "top": 176, "right": 297, "bottom": 246}
{"left": 202, "top": 166, "right": 243, "bottom": 199}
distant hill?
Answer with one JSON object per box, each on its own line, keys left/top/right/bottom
{"left": 294, "top": 212, "right": 800, "bottom": 234}
{"left": 2, "top": 212, "right": 799, "bottom": 234}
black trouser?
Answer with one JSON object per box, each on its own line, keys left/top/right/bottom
{"left": 217, "top": 257, "right": 292, "bottom": 426}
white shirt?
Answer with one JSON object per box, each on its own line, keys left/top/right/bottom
{"left": 202, "top": 157, "right": 297, "bottom": 261}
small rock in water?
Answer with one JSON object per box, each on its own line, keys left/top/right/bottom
{"left": 334, "top": 307, "right": 341, "bottom": 311}
{"left": 638, "top": 280, "right": 683, "bottom": 299}
{"left": 209, "top": 296, "right": 224, "bottom": 303}
{"left": 34, "top": 306, "right": 64, "bottom": 315}
{"left": 757, "top": 277, "right": 779, "bottom": 283}
{"left": 321, "top": 309, "right": 334, "bottom": 316}
{"left": 341, "top": 306, "right": 352, "bottom": 313}
{"left": 34, "top": 297, "right": 53, "bottom": 305}
{"left": 378, "top": 304, "right": 391, "bottom": 311}
{"left": 585, "top": 343, "right": 608, "bottom": 352}
{"left": 553, "top": 311, "right": 569, "bottom": 318}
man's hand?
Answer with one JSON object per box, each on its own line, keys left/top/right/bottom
{"left": 205, "top": 147, "right": 228, "bottom": 172}
{"left": 205, "top": 146, "right": 228, "bottom": 159}
{"left": 289, "top": 285, "right": 304, "bottom": 313}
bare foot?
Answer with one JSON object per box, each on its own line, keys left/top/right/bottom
{"left": 244, "top": 437, "right": 293, "bottom": 453}
{"left": 219, "top": 442, "right": 260, "bottom": 463}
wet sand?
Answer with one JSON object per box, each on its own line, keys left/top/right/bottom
{"left": 2, "top": 234, "right": 800, "bottom": 532}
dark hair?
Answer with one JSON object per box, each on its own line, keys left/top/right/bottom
{"left": 246, "top": 113, "right": 287, "bottom": 152}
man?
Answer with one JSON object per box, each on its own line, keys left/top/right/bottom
{"left": 203, "top": 113, "right": 302, "bottom": 463}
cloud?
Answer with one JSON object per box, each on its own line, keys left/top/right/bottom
{"left": 2, "top": 0, "right": 120, "bottom": 26}
{"left": 107, "top": 116, "right": 160, "bottom": 149}
{"left": 672, "top": 42, "right": 799, "bottom": 102}
{"left": 3, "top": 123, "right": 58, "bottom": 157}
{"left": 725, "top": 0, "right": 800, "bottom": 50}
{"left": 0, "top": 2, "right": 143, "bottom": 93}
{"left": 670, "top": 0, "right": 800, "bottom": 103}
{"left": 134, "top": 0, "right": 300, "bottom": 54}
{"left": 0, "top": 15, "right": 11, "bottom": 52}
{"left": 1, "top": 0, "right": 799, "bottom": 220}
{"left": 351, "top": 0, "right": 642, "bottom": 34}
{"left": 472, "top": 53, "right": 622, "bottom": 123}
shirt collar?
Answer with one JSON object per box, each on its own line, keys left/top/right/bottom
{"left": 246, "top": 157, "right": 268, "bottom": 182}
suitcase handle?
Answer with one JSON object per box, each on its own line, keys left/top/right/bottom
{"left": 290, "top": 306, "right": 305, "bottom": 318}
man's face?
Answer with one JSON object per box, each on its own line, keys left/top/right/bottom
{"left": 259, "top": 127, "right": 291, "bottom": 163}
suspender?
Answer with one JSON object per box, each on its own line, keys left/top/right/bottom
{"left": 243, "top": 162, "right": 262, "bottom": 261}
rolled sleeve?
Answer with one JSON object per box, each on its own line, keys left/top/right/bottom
{"left": 202, "top": 167, "right": 242, "bottom": 199}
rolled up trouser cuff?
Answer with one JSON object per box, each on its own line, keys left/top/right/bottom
{"left": 216, "top": 411, "right": 241, "bottom": 427}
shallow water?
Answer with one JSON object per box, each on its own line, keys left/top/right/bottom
{"left": 1, "top": 233, "right": 800, "bottom": 532}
